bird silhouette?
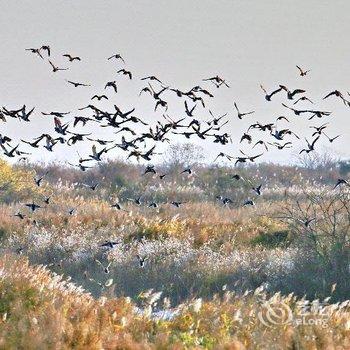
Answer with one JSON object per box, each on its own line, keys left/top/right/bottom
{"left": 299, "top": 136, "right": 320, "bottom": 154}
{"left": 25, "top": 202, "right": 42, "bottom": 212}
{"left": 101, "top": 240, "right": 120, "bottom": 249}
{"left": 143, "top": 165, "right": 156, "bottom": 175}
{"left": 260, "top": 84, "right": 283, "bottom": 101}
{"left": 49, "top": 60, "right": 68, "bottom": 72}
{"left": 141, "top": 76, "right": 162, "bottom": 84}
{"left": 13, "top": 212, "right": 26, "bottom": 220}
{"left": 105, "top": 81, "right": 118, "bottom": 93}
{"left": 136, "top": 255, "right": 147, "bottom": 268}
{"left": 110, "top": 202, "right": 126, "bottom": 211}
{"left": 279, "top": 85, "right": 306, "bottom": 100}
{"left": 91, "top": 95, "right": 108, "bottom": 101}
{"left": 66, "top": 80, "right": 91, "bottom": 87}
{"left": 234, "top": 102, "right": 255, "bottom": 119}
{"left": 25, "top": 47, "right": 43, "bottom": 59}
{"left": 117, "top": 69, "right": 132, "bottom": 79}
{"left": 293, "top": 96, "right": 313, "bottom": 105}
{"left": 34, "top": 171, "right": 49, "bottom": 186}
{"left": 108, "top": 53, "right": 125, "bottom": 63}
{"left": 95, "top": 259, "right": 112, "bottom": 273}
{"left": 252, "top": 184, "right": 262, "bottom": 196}
{"left": 296, "top": 65, "right": 311, "bottom": 76}
{"left": 63, "top": 54, "right": 81, "bottom": 62}
{"left": 323, "top": 133, "right": 341, "bottom": 143}
{"left": 334, "top": 178, "right": 349, "bottom": 189}
{"left": 40, "top": 45, "right": 51, "bottom": 56}
{"left": 184, "top": 101, "right": 196, "bottom": 116}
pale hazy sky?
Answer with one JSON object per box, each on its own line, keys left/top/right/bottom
{"left": 1, "top": 0, "right": 349, "bottom": 165}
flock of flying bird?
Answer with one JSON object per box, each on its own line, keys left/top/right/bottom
{"left": 2, "top": 45, "right": 350, "bottom": 263}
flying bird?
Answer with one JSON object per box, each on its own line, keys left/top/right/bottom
{"left": 143, "top": 165, "right": 156, "bottom": 175}
{"left": 299, "top": 136, "right": 320, "bottom": 154}
{"left": 184, "top": 101, "right": 196, "bottom": 117}
{"left": 25, "top": 47, "right": 43, "bottom": 59}
{"left": 234, "top": 102, "right": 255, "bottom": 119}
{"left": 203, "top": 75, "right": 230, "bottom": 88}
{"left": 334, "top": 178, "right": 349, "bottom": 189}
{"left": 296, "top": 65, "right": 310, "bottom": 76}
{"left": 101, "top": 240, "right": 120, "bottom": 249}
{"left": 63, "top": 54, "right": 81, "bottom": 62}
{"left": 136, "top": 255, "right": 147, "bottom": 268}
{"left": 181, "top": 168, "right": 192, "bottom": 175}
{"left": 25, "top": 202, "right": 42, "bottom": 212}
{"left": 91, "top": 95, "right": 108, "bottom": 101}
{"left": 253, "top": 140, "right": 269, "bottom": 151}
{"left": 34, "top": 171, "right": 49, "bottom": 187}
{"left": 40, "top": 45, "right": 51, "bottom": 56}
{"left": 105, "top": 81, "right": 118, "bottom": 93}
{"left": 279, "top": 85, "right": 306, "bottom": 100}
{"left": 13, "top": 212, "right": 26, "bottom": 220}
{"left": 108, "top": 53, "right": 125, "bottom": 63}
{"left": 252, "top": 184, "right": 262, "bottom": 196}
{"left": 49, "top": 60, "right": 68, "bottom": 72}
{"left": 110, "top": 202, "right": 126, "bottom": 211}
{"left": 293, "top": 96, "right": 313, "bottom": 105}
{"left": 323, "top": 90, "right": 349, "bottom": 106}
{"left": 323, "top": 133, "right": 341, "bottom": 143}
{"left": 260, "top": 84, "right": 283, "bottom": 101}
{"left": 117, "top": 69, "right": 132, "bottom": 79}
{"left": 66, "top": 80, "right": 91, "bottom": 87}
{"left": 141, "top": 76, "right": 163, "bottom": 84}
{"left": 214, "top": 152, "right": 234, "bottom": 162}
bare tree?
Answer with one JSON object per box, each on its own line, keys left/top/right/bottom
{"left": 163, "top": 143, "right": 204, "bottom": 171}
{"left": 277, "top": 187, "right": 350, "bottom": 297}
{"left": 297, "top": 149, "right": 339, "bottom": 171}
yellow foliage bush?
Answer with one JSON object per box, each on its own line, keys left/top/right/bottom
{"left": 0, "top": 160, "right": 43, "bottom": 202}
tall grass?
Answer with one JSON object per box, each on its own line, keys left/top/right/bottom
{"left": 0, "top": 158, "right": 349, "bottom": 348}
{"left": 0, "top": 254, "right": 349, "bottom": 349}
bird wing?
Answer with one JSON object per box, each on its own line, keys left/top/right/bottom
{"left": 250, "top": 153, "right": 263, "bottom": 160}
{"left": 331, "top": 135, "right": 341, "bottom": 141}
{"left": 260, "top": 84, "right": 267, "bottom": 94}
{"left": 291, "top": 89, "right": 306, "bottom": 96}
{"left": 270, "top": 87, "right": 283, "bottom": 97}
{"left": 311, "top": 136, "right": 320, "bottom": 147}
{"left": 323, "top": 91, "right": 335, "bottom": 99}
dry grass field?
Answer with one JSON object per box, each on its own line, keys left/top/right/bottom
{"left": 0, "top": 153, "right": 349, "bottom": 349}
